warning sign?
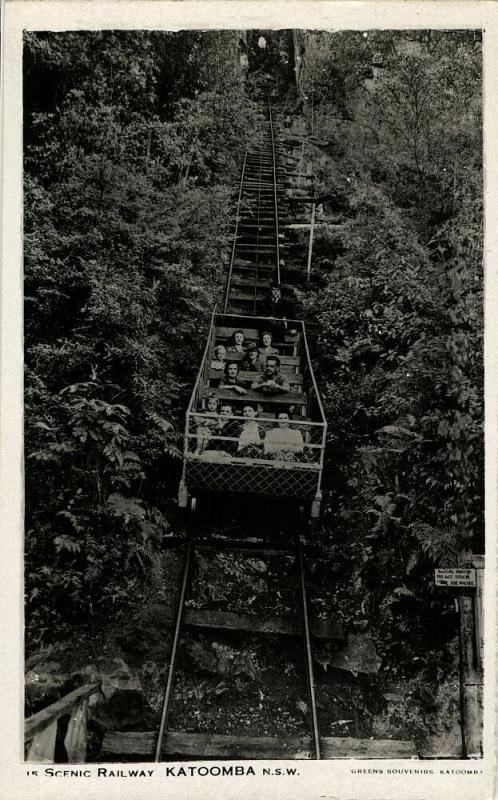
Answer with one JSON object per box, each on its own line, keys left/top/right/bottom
{"left": 435, "top": 568, "right": 476, "bottom": 588}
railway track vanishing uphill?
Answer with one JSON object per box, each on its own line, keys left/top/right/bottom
{"left": 25, "top": 99, "right": 417, "bottom": 763}
{"left": 100, "top": 100, "right": 417, "bottom": 763}
{"left": 103, "top": 99, "right": 328, "bottom": 761}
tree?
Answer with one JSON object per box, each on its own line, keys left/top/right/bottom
{"left": 24, "top": 31, "right": 257, "bottom": 644}
{"left": 299, "top": 30, "right": 483, "bottom": 686}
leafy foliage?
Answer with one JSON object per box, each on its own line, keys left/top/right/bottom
{"left": 300, "top": 31, "right": 482, "bottom": 690}
{"left": 24, "top": 31, "right": 257, "bottom": 645}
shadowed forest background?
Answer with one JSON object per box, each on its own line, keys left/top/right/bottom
{"left": 24, "top": 30, "right": 483, "bottom": 750}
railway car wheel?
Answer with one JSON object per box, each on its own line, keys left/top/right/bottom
{"left": 190, "top": 496, "right": 197, "bottom": 514}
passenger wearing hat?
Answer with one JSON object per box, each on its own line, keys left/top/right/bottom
{"left": 241, "top": 341, "right": 265, "bottom": 372}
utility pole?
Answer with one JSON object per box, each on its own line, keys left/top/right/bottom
{"left": 306, "top": 201, "right": 316, "bottom": 281}
{"left": 297, "top": 140, "right": 305, "bottom": 187}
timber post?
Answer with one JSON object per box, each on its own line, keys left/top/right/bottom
{"left": 297, "top": 140, "right": 305, "bottom": 187}
{"left": 456, "top": 551, "right": 483, "bottom": 758}
{"left": 306, "top": 201, "right": 316, "bottom": 281}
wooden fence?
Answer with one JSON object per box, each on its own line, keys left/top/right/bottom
{"left": 25, "top": 682, "right": 101, "bottom": 763}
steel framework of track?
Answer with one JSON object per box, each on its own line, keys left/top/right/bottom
{"left": 154, "top": 100, "right": 322, "bottom": 761}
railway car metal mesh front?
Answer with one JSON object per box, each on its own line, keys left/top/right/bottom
{"left": 186, "top": 458, "right": 319, "bottom": 498}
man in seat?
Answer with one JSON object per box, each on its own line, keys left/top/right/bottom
{"left": 250, "top": 355, "right": 290, "bottom": 394}
{"left": 260, "top": 285, "right": 298, "bottom": 338}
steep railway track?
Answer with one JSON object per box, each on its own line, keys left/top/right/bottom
{"left": 99, "top": 100, "right": 417, "bottom": 763}
{"left": 155, "top": 99, "right": 322, "bottom": 761}
{"left": 104, "top": 100, "right": 326, "bottom": 761}
{"left": 224, "top": 101, "right": 282, "bottom": 313}
{"left": 149, "top": 531, "right": 322, "bottom": 761}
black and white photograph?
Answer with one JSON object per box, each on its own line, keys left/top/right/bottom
{"left": 1, "top": 3, "right": 495, "bottom": 797}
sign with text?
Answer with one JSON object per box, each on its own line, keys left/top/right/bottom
{"left": 435, "top": 568, "right": 476, "bottom": 588}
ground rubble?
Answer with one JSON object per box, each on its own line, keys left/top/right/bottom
{"left": 25, "top": 541, "right": 462, "bottom": 759}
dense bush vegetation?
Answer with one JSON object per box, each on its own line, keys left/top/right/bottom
{"left": 24, "top": 31, "right": 256, "bottom": 645}
{"left": 299, "top": 30, "right": 482, "bottom": 679}
{"left": 24, "top": 26, "right": 483, "bottom": 714}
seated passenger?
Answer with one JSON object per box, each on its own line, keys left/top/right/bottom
{"left": 241, "top": 342, "right": 265, "bottom": 373}
{"left": 238, "top": 404, "right": 262, "bottom": 457}
{"left": 211, "top": 344, "right": 226, "bottom": 371}
{"left": 251, "top": 355, "right": 290, "bottom": 394}
{"left": 203, "top": 402, "right": 239, "bottom": 458}
{"left": 264, "top": 410, "right": 304, "bottom": 459}
{"left": 227, "top": 329, "right": 246, "bottom": 353}
{"left": 219, "top": 361, "right": 247, "bottom": 395}
{"left": 260, "top": 285, "right": 298, "bottom": 338}
{"left": 259, "top": 330, "right": 279, "bottom": 357}
{"left": 194, "top": 393, "right": 220, "bottom": 454}
{"left": 261, "top": 285, "right": 285, "bottom": 319}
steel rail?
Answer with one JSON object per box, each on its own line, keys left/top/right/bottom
{"left": 301, "top": 319, "right": 327, "bottom": 425}
{"left": 185, "top": 305, "right": 218, "bottom": 414}
{"left": 267, "top": 98, "right": 281, "bottom": 287}
{"left": 296, "top": 538, "right": 321, "bottom": 759}
{"left": 224, "top": 147, "right": 248, "bottom": 313}
{"left": 253, "top": 137, "right": 264, "bottom": 315}
{"left": 300, "top": 317, "right": 328, "bottom": 501}
{"left": 155, "top": 539, "right": 193, "bottom": 761}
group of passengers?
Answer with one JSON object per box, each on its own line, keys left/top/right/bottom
{"left": 195, "top": 327, "right": 307, "bottom": 461}
{"left": 195, "top": 397, "right": 305, "bottom": 462}
{"left": 219, "top": 355, "right": 290, "bottom": 395}
{"left": 211, "top": 330, "right": 290, "bottom": 395}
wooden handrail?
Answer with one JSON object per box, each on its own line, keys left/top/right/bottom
{"left": 25, "top": 682, "right": 101, "bottom": 741}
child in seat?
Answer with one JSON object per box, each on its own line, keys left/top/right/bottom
{"left": 194, "top": 392, "right": 220, "bottom": 454}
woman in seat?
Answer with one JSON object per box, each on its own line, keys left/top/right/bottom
{"left": 259, "top": 330, "right": 279, "bottom": 357}
{"left": 201, "top": 402, "right": 239, "bottom": 458}
{"left": 238, "top": 404, "right": 262, "bottom": 457}
{"left": 264, "top": 410, "right": 304, "bottom": 460}
{"left": 227, "top": 330, "right": 246, "bottom": 353}
{"left": 219, "top": 361, "right": 247, "bottom": 395}
{"left": 241, "top": 342, "right": 265, "bottom": 372}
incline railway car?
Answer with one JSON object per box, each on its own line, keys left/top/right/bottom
{"left": 178, "top": 98, "right": 327, "bottom": 519}
{"left": 178, "top": 309, "right": 327, "bottom": 518}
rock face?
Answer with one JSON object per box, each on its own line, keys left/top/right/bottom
{"left": 83, "top": 658, "right": 148, "bottom": 731}
{"left": 329, "top": 632, "right": 382, "bottom": 676}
